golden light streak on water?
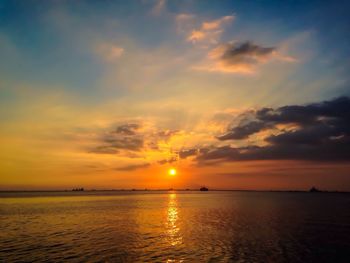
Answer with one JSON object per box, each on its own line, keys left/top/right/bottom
{"left": 166, "top": 193, "right": 182, "bottom": 247}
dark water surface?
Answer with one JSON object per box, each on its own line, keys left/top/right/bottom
{"left": 1, "top": 191, "right": 350, "bottom": 262}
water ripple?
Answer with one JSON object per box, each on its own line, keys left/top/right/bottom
{"left": 1, "top": 191, "right": 350, "bottom": 262}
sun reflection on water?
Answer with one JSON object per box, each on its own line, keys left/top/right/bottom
{"left": 166, "top": 193, "right": 182, "bottom": 247}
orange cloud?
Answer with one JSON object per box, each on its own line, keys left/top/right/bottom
{"left": 186, "top": 15, "right": 234, "bottom": 44}
{"left": 187, "top": 30, "right": 206, "bottom": 42}
{"left": 202, "top": 16, "right": 234, "bottom": 30}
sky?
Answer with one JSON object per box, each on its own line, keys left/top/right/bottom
{"left": 1, "top": 0, "right": 350, "bottom": 190}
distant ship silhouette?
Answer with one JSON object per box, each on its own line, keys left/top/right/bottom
{"left": 309, "top": 187, "right": 321, "bottom": 193}
{"left": 200, "top": 187, "right": 208, "bottom": 191}
{"left": 72, "top": 188, "right": 84, "bottom": 191}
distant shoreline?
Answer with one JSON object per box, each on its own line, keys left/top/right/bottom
{"left": 0, "top": 189, "right": 349, "bottom": 194}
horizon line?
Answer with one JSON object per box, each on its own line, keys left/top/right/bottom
{"left": 1, "top": 188, "right": 349, "bottom": 193}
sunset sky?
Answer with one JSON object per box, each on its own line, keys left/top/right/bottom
{"left": 1, "top": 0, "right": 350, "bottom": 190}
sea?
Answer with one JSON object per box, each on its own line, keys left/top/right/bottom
{"left": 1, "top": 191, "right": 350, "bottom": 262}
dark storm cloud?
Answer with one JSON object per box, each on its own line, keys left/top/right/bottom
{"left": 200, "top": 97, "right": 350, "bottom": 162}
{"left": 218, "top": 121, "right": 269, "bottom": 140}
{"left": 115, "top": 163, "right": 150, "bottom": 171}
{"left": 178, "top": 148, "right": 198, "bottom": 159}
{"left": 198, "top": 140, "right": 350, "bottom": 162}
{"left": 220, "top": 97, "right": 350, "bottom": 141}
{"left": 220, "top": 41, "right": 276, "bottom": 66}
{"left": 256, "top": 96, "right": 350, "bottom": 124}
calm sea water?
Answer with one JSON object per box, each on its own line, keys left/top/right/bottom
{"left": 1, "top": 191, "right": 350, "bottom": 262}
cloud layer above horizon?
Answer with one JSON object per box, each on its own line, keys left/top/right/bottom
{"left": 198, "top": 97, "right": 350, "bottom": 163}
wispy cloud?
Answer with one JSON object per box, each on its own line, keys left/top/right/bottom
{"left": 90, "top": 123, "right": 144, "bottom": 154}
{"left": 187, "top": 15, "right": 234, "bottom": 44}
{"left": 114, "top": 123, "right": 140, "bottom": 135}
{"left": 151, "top": 0, "right": 166, "bottom": 16}
{"left": 158, "top": 157, "right": 177, "bottom": 164}
{"left": 175, "top": 13, "right": 196, "bottom": 33}
{"left": 115, "top": 163, "right": 150, "bottom": 171}
{"left": 96, "top": 42, "right": 124, "bottom": 62}
{"left": 87, "top": 122, "right": 184, "bottom": 164}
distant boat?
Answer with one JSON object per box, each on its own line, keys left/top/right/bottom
{"left": 72, "top": 188, "right": 84, "bottom": 192}
{"left": 200, "top": 187, "right": 208, "bottom": 191}
{"left": 309, "top": 187, "right": 321, "bottom": 193}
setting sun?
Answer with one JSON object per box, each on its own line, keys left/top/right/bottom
{"left": 168, "top": 168, "right": 177, "bottom": 176}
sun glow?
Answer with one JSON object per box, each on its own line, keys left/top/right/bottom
{"left": 168, "top": 168, "right": 177, "bottom": 176}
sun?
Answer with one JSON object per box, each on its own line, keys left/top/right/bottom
{"left": 168, "top": 168, "right": 177, "bottom": 176}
